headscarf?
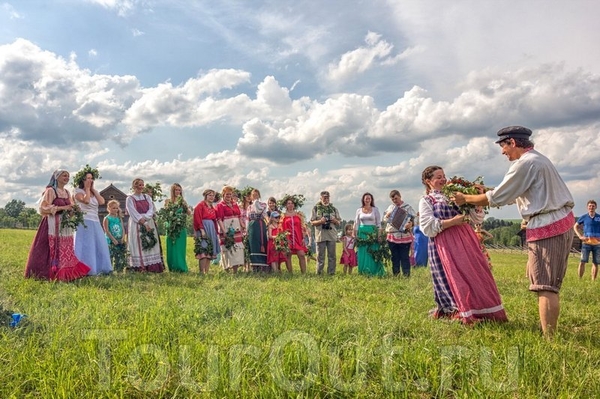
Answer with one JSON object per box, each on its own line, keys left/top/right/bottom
{"left": 46, "top": 169, "right": 69, "bottom": 191}
{"left": 37, "top": 168, "right": 69, "bottom": 204}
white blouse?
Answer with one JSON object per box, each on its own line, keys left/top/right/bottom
{"left": 75, "top": 188, "right": 100, "bottom": 223}
{"left": 354, "top": 206, "right": 381, "bottom": 229}
{"left": 126, "top": 193, "right": 156, "bottom": 224}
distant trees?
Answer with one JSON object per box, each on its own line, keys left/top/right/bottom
{"left": 488, "top": 223, "right": 522, "bottom": 247}
{"left": 0, "top": 200, "right": 41, "bottom": 229}
{"left": 4, "top": 199, "right": 25, "bottom": 218}
{"left": 482, "top": 217, "right": 514, "bottom": 230}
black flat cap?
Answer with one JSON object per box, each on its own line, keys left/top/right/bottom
{"left": 495, "top": 126, "right": 532, "bottom": 143}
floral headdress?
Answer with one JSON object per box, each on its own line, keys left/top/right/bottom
{"left": 73, "top": 164, "right": 101, "bottom": 188}
{"left": 238, "top": 186, "right": 255, "bottom": 201}
{"left": 277, "top": 194, "right": 306, "bottom": 210}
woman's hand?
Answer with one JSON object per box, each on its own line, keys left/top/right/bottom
{"left": 450, "top": 214, "right": 468, "bottom": 226}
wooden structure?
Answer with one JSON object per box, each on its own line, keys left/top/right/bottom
{"left": 98, "top": 184, "right": 129, "bottom": 226}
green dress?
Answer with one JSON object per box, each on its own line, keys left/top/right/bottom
{"left": 357, "top": 224, "right": 385, "bottom": 276}
{"left": 166, "top": 206, "right": 189, "bottom": 272}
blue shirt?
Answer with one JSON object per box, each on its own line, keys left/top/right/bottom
{"left": 577, "top": 213, "right": 600, "bottom": 238}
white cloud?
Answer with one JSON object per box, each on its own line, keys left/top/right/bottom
{"left": 326, "top": 32, "right": 404, "bottom": 83}
{"left": 1, "top": 3, "right": 23, "bottom": 19}
{"left": 85, "top": 0, "right": 137, "bottom": 16}
{"left": 2, "top": 0, "right": 600, "bottom": 223}
{"left": 0, "top": 39, "right": 141, "bottom": 144}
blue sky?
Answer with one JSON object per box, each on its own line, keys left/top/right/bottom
{"left": 1, "top": 0, "right": 599, "bottom": 220}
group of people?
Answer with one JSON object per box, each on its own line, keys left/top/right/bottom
{"left": 24, "top": 170, "right": 166, "bottom": 281}
{"left": 23, "top": 125, "right": 583, "bottom": 336}
{"left": 23, "top": 174, "right": 429, "bottom": 281}
{"left": 191, "top": 187, "right": 429, "bottom": 276}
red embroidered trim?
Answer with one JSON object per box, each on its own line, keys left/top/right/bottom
{"left": 527, "top": 212, "right": 575, "bottom": 242}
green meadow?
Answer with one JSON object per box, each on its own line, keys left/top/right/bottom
{"left": 1, "top": 229, "right": 599, "bottom": 398}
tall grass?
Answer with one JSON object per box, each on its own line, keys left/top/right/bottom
{"left": 1, "top": 229, "right": 599, "bottom": 398}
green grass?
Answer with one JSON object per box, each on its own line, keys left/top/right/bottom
{"left": 1, "top": 229, "right": 599, "bottom": 398}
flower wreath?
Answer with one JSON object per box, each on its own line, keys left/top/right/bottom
{"left": 60, "top": 203, "right": 87, "bottom": 231}
{"left": 73, "top": 164, "right": 101, "bottom": 188}
{"left": 140, "top": 227, "right": 158, "bottom": 250}
{"left": 354, "top": 231, "right": 391, "bottom": 266}
{"left": 237, "top": 186, "right": 255, "bottom": 202}
{"left": 277, "top": 194, "right": 306, "bottom": 210}
{"left": 194, "top": 235, "right": 214, "bottom": 257}
{"left": 441, "top": 175, "right": 489, "bottom": 215}
{"left": 273, "top": 230, "right": 291, "bottom": 253}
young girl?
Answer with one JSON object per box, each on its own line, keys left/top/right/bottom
{"left": 474, "top": 223, "right": 494, "bottom": 269}
{"left": 103, "top": 200, "right": 128, "bottom": 272}
{"left": 266, "top": 211, "right": 286, "bottom": 272}
{"left": 340, "top": 224, "right": 357, "bottom": 274}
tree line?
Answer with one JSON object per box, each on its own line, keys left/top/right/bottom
{"left": 0, "top": 200, "right": 41, "bottom": 229}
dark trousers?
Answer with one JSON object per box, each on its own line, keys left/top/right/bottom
{"left": 388, "top": 241, "right": 411, "bottom": 276}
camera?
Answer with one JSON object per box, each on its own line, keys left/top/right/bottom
{"left": 322, "top": 214, "right": 331, "bottom": 230}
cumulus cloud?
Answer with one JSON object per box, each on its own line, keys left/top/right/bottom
{"left": 235, "top": 64, "right": 600, "bottom": 163}
{"left": 326, "top": 31, "right": 412, "bottom": 83}
{"left": 2, "top": 39, "right": 600, "bottom": 167}
{"left": 327, "top": 32, "right": 394, "bottom": 81}
{"left": 0, "top": 39, "right": 141, "bottom": 144}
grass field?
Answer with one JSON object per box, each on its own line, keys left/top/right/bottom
{"left": 1, "top": 229, "right": 599, "bottom": 398}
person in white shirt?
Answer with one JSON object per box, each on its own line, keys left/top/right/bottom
{"left": 454, "top": 126, "right": 574, "bottom": 337}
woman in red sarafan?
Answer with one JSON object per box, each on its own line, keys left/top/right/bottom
{"left": 25, "top": 169, "right": 91, "bottom": 281}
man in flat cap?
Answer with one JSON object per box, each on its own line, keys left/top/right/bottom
{"left": 453, "top": 126, "right": 574, "bottom": 337}
{"left": 311, "top": 191, "right": 341, "bottom": 274}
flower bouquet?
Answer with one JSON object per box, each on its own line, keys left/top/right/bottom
{"left": 355, "top": 231, "right": 391, "bottom": 266}
{"left": 223, "top": 226, "right": 238, "bottom": 251}
{"left": 60, "top": 203, "right": 86, "bottom": 231}
{"left": 441, "top": 176, "right": 489, "bottom": 216}
{"left": 274, "top": 230, "right": 290, "bottom": 253}
{"left": 140, "top": 227, "right": 158, "bottom": 250}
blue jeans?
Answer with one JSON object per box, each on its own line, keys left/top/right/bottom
{"left": 388, "top": 241, "right": 411, "bottom": 276}
{"left": 581, "top": 244, "right": 600, "bottom": 264}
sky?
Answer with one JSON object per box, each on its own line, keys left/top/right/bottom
{"left": 1, "top": 0, "right": 599, "bottom": 221}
